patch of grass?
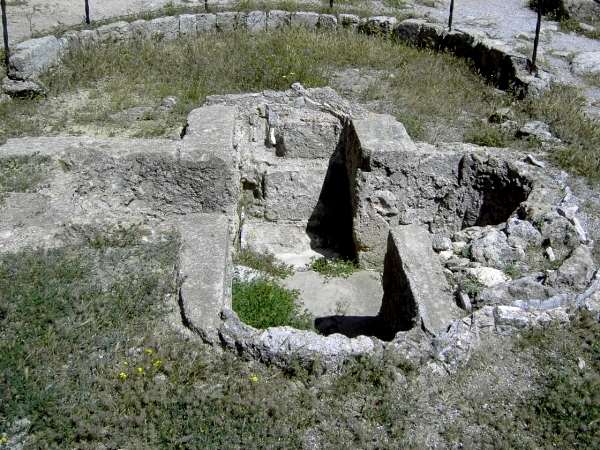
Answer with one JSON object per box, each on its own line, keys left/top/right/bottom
{"left": 2, "top": 28, "right": 503, "bottom": 144}
{"left": 234, "top": 248, "right": 294, "bottom": 278}
{"left": 87, "top": 223, "right": 151, "bottom": 250}
{"left": 0, "top": 235, "right": 180, "bottom": 447}
{"left": 560, "top": 17, "right": 600, "bottom": 40}
{"left": 232, "top": 279, "right": 313, "bottom": 329}
{"left": 583, "top": 73, "right": 600, "bottom": 88}
{"left": 514, "top": 311, "right": 600, "bottom": 448}
{"left": 464, "top": 123, "right": 510, "bottom": 147}
{"left": 503, "top": 263, "right": 522, "bottom": 279}
{"left": 1, "top": 223, "right": 598, "bottom": 447}
{"left": 383, "top": 0, "right": 407, "bottom": 8}
{"left": 459, "top": 275, "right": 484, "bottom": 298}
{"left": 0, "top": 155, "right": 50, "bottom": 194}
{"left": 0, "top": 232, "right": 419, "bottom": 448}
{"left": 311, "top": 257, "right": 358, "bottom": 278}
{"left": 520, "top": 85, "right": 600, "bottom": 180}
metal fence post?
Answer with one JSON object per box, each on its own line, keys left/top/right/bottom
{"left": 205, "top": 0, "right": 208, "bottom": 13}
{"left": 1, "top": 0, "right": 9, "bottom": 72}
{"left": 448, "top": 0, "right": 455, "bottom": 31}
{"left": 330, "top": 0, "right": 334, "bottom": 8}
{"left": 531, "top": 0, "right": 543, "bottom": 73}
{"left": 84, "top": 0, "right": 90, "bottom": 25}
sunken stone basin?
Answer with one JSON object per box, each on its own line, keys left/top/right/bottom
{"left": 200, "top": 85, "right": 595, "bottom": 370}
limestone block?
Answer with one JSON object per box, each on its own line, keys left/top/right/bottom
{"left": 8, "top": 36, "right": 61, "bottom": 80}
{"left": 181, "top": 105, "right": 240, "bottom": 212}
{"left": 2, "top": 77, "right": 46, "bottom": 97}
{"left": 246, "top": 11, "right": 267, "bottom": 32}
{"left": 359, "top": 16, "right": 398, "bottom": 35}
{"left": 241, "top": 221, "right": 321, "bottom": 268}
{"left": 263, "top": 163, "right": 328, "bottom": 222}
{"left": 350, "top": 113, "right": 417, "bottom": 162}
{"left": 338, "top": 14, "right": 360, "bottom": 30}
{"left": 77, "top": 28, "right": 100, "bottom": 46}
{"left": 217, "top": 12, "right": 244, "bottom": 31}
{"left": 380, "top": 225, "right": 461, "bottom": 335}
{"left": 179, "top": 14, "right": 199, "bottom": 35}
{"left": 177, "top": 213, "right": 232, "bottom": 343}
{"left": 149, "top": 16, "right": 179, "bottom": 40}
{"left": 129, "top": 20, "right": 151, "bottom": 39}
{"left": 318, "top": 14, "right": 338, "bottom": 29}
{"left": 292, "top": 12, "right": 319, "bottom": 28}
{"left": 196, "top": 13, "right": 217, "bottom": 32}
{"left": 267, "top": 10, "right": 291, "bottom": 29}
{"left": 267, "top": 105, "right": 342, "bottom": 159}
{"left": 96, "top": 21, "right": 131, "bottom": 43}
{"left": 394, "top": 19, "right": 423, "bottom": 46}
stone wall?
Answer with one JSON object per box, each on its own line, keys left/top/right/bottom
{"left": 4, "top": 11, "right": 548, "bottom": 98}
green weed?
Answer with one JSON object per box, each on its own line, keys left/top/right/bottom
{"left": 459, "top": 276, "right": 484, "bottom": 297}
{"left": 0, "top": 155, "right": 50, "bottom": 194}
{"left": 464, "top": 123, "right": 509, "bottom": 147}
{"left": 232, "top": 279, "right": 313, "bottom": 329}
{"left": 234, "top": 248, "right": 294, "bottom": 278}
{"left": 520, "top": 85, "right": 600, "bottom": 180}
{"left": 560, "top": 17, "right": 600, "bottom": 40}
{"left": 311, "top": 257, "right": 358, "bottom": 278}
{"left": 87, "top": 224, "right": 151, "bottom": 250}
{"left": 503, "top": 263, "right": 522, "bottom": 279}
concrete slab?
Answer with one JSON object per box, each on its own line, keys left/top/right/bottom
{"left": 282, "top": 270, "right": 383, "bottom": 318}
{"left": 381, "top": 224, "right": 461, "bottom": 335}
{"left": 240, "top": 221, "right": 321, "bottom": 268}
{"left": 177, "top": 213, "right": 232, "bottom": 343}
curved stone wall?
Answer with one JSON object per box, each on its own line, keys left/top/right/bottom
{"left": 4, "top": 10, "right": 549, "bottom": 98}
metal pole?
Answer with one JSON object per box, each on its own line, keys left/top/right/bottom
{"left": 330, "top": 0, "right": 334, "bottom": 8}
{"left": 531, "top": 0, "right": 543, "bottom": 73}
{"left": 205, "top": 0, "right": 208, "bottom": 13}
{"left": 448, "top": 0, "right": 454, "bottom": 31}
{"left": 1, "top": 0, "right": 9, "bottom": 71}
{"left": 84, "top": 0, "right": 90, "bottom": 25}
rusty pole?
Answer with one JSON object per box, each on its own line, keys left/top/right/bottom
{"left": 84, "top": 0, "right": 90, "bottom": 25}
{"left": 448, "top": 0, "right": 455, "bottom": 31}
{"left": 531, "top": 0, "right": 543, "bottom": 73}
{"left": 1, "top": 0, "right": 9, "bottom": 72}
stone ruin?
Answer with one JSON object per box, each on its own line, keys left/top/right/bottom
{"left": 2, "top": 83, "right": 598, "bottom": 372}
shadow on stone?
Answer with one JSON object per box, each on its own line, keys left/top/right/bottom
{"left": 306, "top": 135, "right": 357, "bottom": 261}
{"left": 314, "top": 315, "right": 396, "bottom": 341}
{"left": 459, "top": 154, "right": 532, "bottom": 229}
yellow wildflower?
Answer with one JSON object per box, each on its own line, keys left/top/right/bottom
{"left": 144, "top": 348, "right": 154, "bottom": 355}
{"left": 136, "top": 367, "right": 145, "bottom": 375}
{"left": 152, "top": 359, "right": 162, "bottom": 368}
{"left": 249, "top": 374, "right": 259, "bottom": 383}
{"left": 118, "top": 372, "right": 128, "bottom": 381}
{"left": 0, "top": 435, "right": 8, "bottom": 445}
